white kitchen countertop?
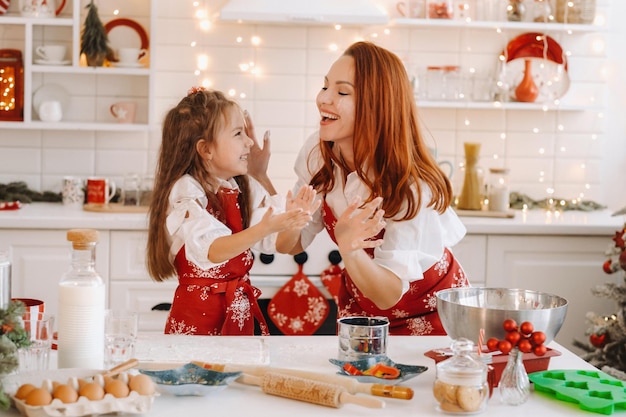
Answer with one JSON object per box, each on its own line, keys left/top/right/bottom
{"left": 0, "top": 203, "right": 623, "bottom": 235}
{"left": 1, "top": 335, "right": 605, "bottom": 417}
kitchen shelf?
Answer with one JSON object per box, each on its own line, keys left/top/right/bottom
{"left": 0, "top": 15, "right": 73, "bottom": 26}
{"left": 31, "top": 65, "right": 150, "bottom": 75}
{"left": 0, "top": 121, "right": 152, "bottom": 131}
{"left": 2, "top": 0, "right": 155, "bottom": 132}
{"left": 392, "top": 18, "right": 603, "bottom": 32}
{"left": 416, "top": 100, "right": 600, "bottom": 111}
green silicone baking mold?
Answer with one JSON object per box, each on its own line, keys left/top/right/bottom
{"left": 529, "top": 369, "right": 626, "bottom": 415}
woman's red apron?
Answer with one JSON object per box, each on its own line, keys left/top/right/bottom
{"left": 164, "top": 187, "right": 269, "bottom": 336}
{"left": 322, "top": 201, "right": 468, "bottom": 335}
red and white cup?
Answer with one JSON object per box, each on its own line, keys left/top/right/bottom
{"left": 12, "top": 298, "right": 45, "bottom": 320}
{"left": 86, "top": 177, "right": 116, "bottom": 205}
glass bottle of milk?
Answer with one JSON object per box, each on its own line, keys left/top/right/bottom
{"left": 57, "top": 229, "right": 105, "bottom": 369}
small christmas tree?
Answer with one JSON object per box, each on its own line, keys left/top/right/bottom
{"left": 573, "top": 206, "right": 626, "bottom": 380}
{"left": 80, "top": 0, "right": 113, "bottom": 67}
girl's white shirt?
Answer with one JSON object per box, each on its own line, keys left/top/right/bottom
{"left": 294, "top": 132, "right": 467, "bottom": 291}
{"left": 166, "top": 174, "right": 284, "bottom": 270}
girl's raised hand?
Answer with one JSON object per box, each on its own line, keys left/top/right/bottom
{"left": 259, "top": 206, "right": 313, "bottom": 234}
{"left": 334, "top": 196, "right": 386, "bottom": 254}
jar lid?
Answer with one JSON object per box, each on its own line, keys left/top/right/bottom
{"left": 436, "top": 338, "right": 488, "bottom": 385}
{"left": 489, "top": 168, "right": 510, "bottom": 174}
{"left": 67, "top": 229, "right": 99, "bottom": 248}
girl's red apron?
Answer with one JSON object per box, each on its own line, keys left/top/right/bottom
{"left": 165, "top": 187, "right": 269, "bottom": 336}
{"left": 322, "top": 201, "right": 468, "bottom": 335}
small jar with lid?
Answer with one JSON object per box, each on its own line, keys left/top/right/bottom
{"left": 433, "top": 338, "right": 489, "bottom": 414}
{"left": 507, "top": 0, "right": 526, "bottom": 21}
{"left": 427, "top": 0, "right": 453, "bottom": 19}
{"left": 487, "top": 168, "right": 510, "bottom": 212}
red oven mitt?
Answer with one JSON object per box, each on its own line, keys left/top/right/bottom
{"left": 268, "top": 258, "right": 329, "bottom": 335}
{"left": 320, "top": 250, "right": 342, "bottom": 305}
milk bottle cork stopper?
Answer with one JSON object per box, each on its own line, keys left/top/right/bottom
{"left": 67, "top": 229, "right": 99, "bottom": 249}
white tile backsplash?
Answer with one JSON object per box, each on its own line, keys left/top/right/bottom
{"left": 0, "top": 0, "right": 624, "bottom": 210}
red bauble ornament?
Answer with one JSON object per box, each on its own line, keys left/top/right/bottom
{"left": 589, "top": 333, "right": 608, "bottom": 348}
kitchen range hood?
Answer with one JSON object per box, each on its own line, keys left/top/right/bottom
{"left": 220, "top": 0, "right": 389, "bottom": 25}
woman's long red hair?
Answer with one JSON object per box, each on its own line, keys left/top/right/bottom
{"left": 310, "top": 41, "right": 452, "bottom": 220}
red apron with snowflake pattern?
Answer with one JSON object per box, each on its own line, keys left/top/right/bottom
{"left": 164, "top": 187, "right": 269, "bottom": 336}
{"left": 322, "top": 201, "right": 468, "bottom": 335}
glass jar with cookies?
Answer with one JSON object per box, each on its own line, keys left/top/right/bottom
{"left": 433, "top": 338, "right": 489, "bottom": 414}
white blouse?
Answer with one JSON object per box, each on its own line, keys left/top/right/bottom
{"left": 293, "top": 132, "right": 467, "bottom": 291}
{"left": 165, "top": 174, "right": 284, "bottom": 270}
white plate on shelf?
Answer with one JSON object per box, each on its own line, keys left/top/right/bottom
{"left": 32, "top": 84, "right": 70, "bottom": 118}
{"left": 34, "top": 59, "right": 71, "bottom": 66}
{"left": 112, "top": 62, "right": 145, "bottom": 68}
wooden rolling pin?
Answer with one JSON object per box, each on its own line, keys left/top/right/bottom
{"left": 192, "top": 361, "right": 413, "bottom": 400}
{"left": 239, "top": 372, "right": 385, "bottom": 409}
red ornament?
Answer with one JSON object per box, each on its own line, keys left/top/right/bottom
{"left": 612, "top": 229, "right": 626, "bottom": 250}
{"left": 603, "top": 259, "right": 615, "bottom": 274}
{"left": 589, "top": 333, "right": 608, "bottom": 348}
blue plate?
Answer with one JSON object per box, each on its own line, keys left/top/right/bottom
{"left": 139, "top": 363, "right": 242, "bottom": 396}
{"left": 329, "top": 356, "right": 427, "bottom": 384}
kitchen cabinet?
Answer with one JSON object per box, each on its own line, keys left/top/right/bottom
{"left": 485, "top": 235, "right": 620, "bottom": 355}
{"left": 0, "top": 0, "right": 155, "bottom": 131}
{"left": 0, "top": 229, "right": 110, "bottom": 320}
{"left": 450, "top": 234, "right": 487, "bottom": 286}
{"left": 108, "top": 231, "right": 174, "bottom": 332}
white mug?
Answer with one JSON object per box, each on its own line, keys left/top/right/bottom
{"left": 62, "top": 176, "right": 84, "bottom": 207}
{"left": 38, "top": 101, "right": 63, "bottom": 122}
{"left": 118, "top": 48, "right": 147, "bottom": 64}
{"left": 396, "top": 0, "right": 425, "bottom": 18}
{"left": 35, "top": 45, "right": 66, "bottom": 62}
{"left": 110, "top": 102, "right": 137, "bottom": 124}
{"left": 19, "top": 0, "right": 56, "bottom": 18}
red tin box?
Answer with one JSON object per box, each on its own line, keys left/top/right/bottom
{"left": 425, "top": 347, "right": 562, "bottom": 388}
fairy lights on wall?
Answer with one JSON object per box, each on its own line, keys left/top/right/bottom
{"left": 186, "top": 0, "right": 605, "bottom": 204}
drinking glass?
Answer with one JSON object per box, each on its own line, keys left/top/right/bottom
{"left": 18, "top": 313, "right": 54, "bottom": 372}
{"left": 104, "top": 310, "right": 139, "bottom": 368}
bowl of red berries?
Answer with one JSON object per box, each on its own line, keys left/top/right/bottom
{"left": 435, "top": 287, "right": 568, "bottom": 346}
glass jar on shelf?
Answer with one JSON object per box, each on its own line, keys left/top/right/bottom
{"left": 507, "top": 0, "right": 526, "bottom": 21}
{"left": 426, "top": 66, "right": 462, "bottom": 101}
{"left": 487, "top": 168, "right": 510, "bottom": 212}
{"left": 531, "top": 0, "right": 553, "bottom": 22}
{"left": 427, "top": 0, "right": 454, "bottom": 19}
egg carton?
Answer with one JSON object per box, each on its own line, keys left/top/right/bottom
{"left": 12, "top": 391, "right": 155, "bottom": 417}
{"left": 7, "top": 370, "right": 156, "bottom": 417}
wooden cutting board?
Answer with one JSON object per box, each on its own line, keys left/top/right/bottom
{"left": 83, "top": 203, "right": 148, "bottom": 213}
{"left": 454, "top": 209, "right": 515, "bottom": 218}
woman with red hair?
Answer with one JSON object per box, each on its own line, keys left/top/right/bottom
{"left": 285, "top": 41, "right": 469, "bottom": 335}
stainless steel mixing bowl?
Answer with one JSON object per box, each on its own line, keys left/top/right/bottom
{"left": 436, "top": 287, "right": 568, "bottom": 344}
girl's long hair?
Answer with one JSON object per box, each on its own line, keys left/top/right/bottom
{"left": 310, "top": 41, "right": 452, "bottom": 220}
{"left": 147, "top": 90, "right": 250, "bottom": 282}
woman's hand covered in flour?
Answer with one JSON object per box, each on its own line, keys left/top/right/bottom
{"left": 334, "top": 196, "right": 385, "bottom": 254}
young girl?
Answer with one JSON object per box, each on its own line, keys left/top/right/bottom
{"left": 287, "top": 42, "right": 469, "bottom": 335}
{"left": 147, "top": 87, "right": 318, "bottom": 336}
